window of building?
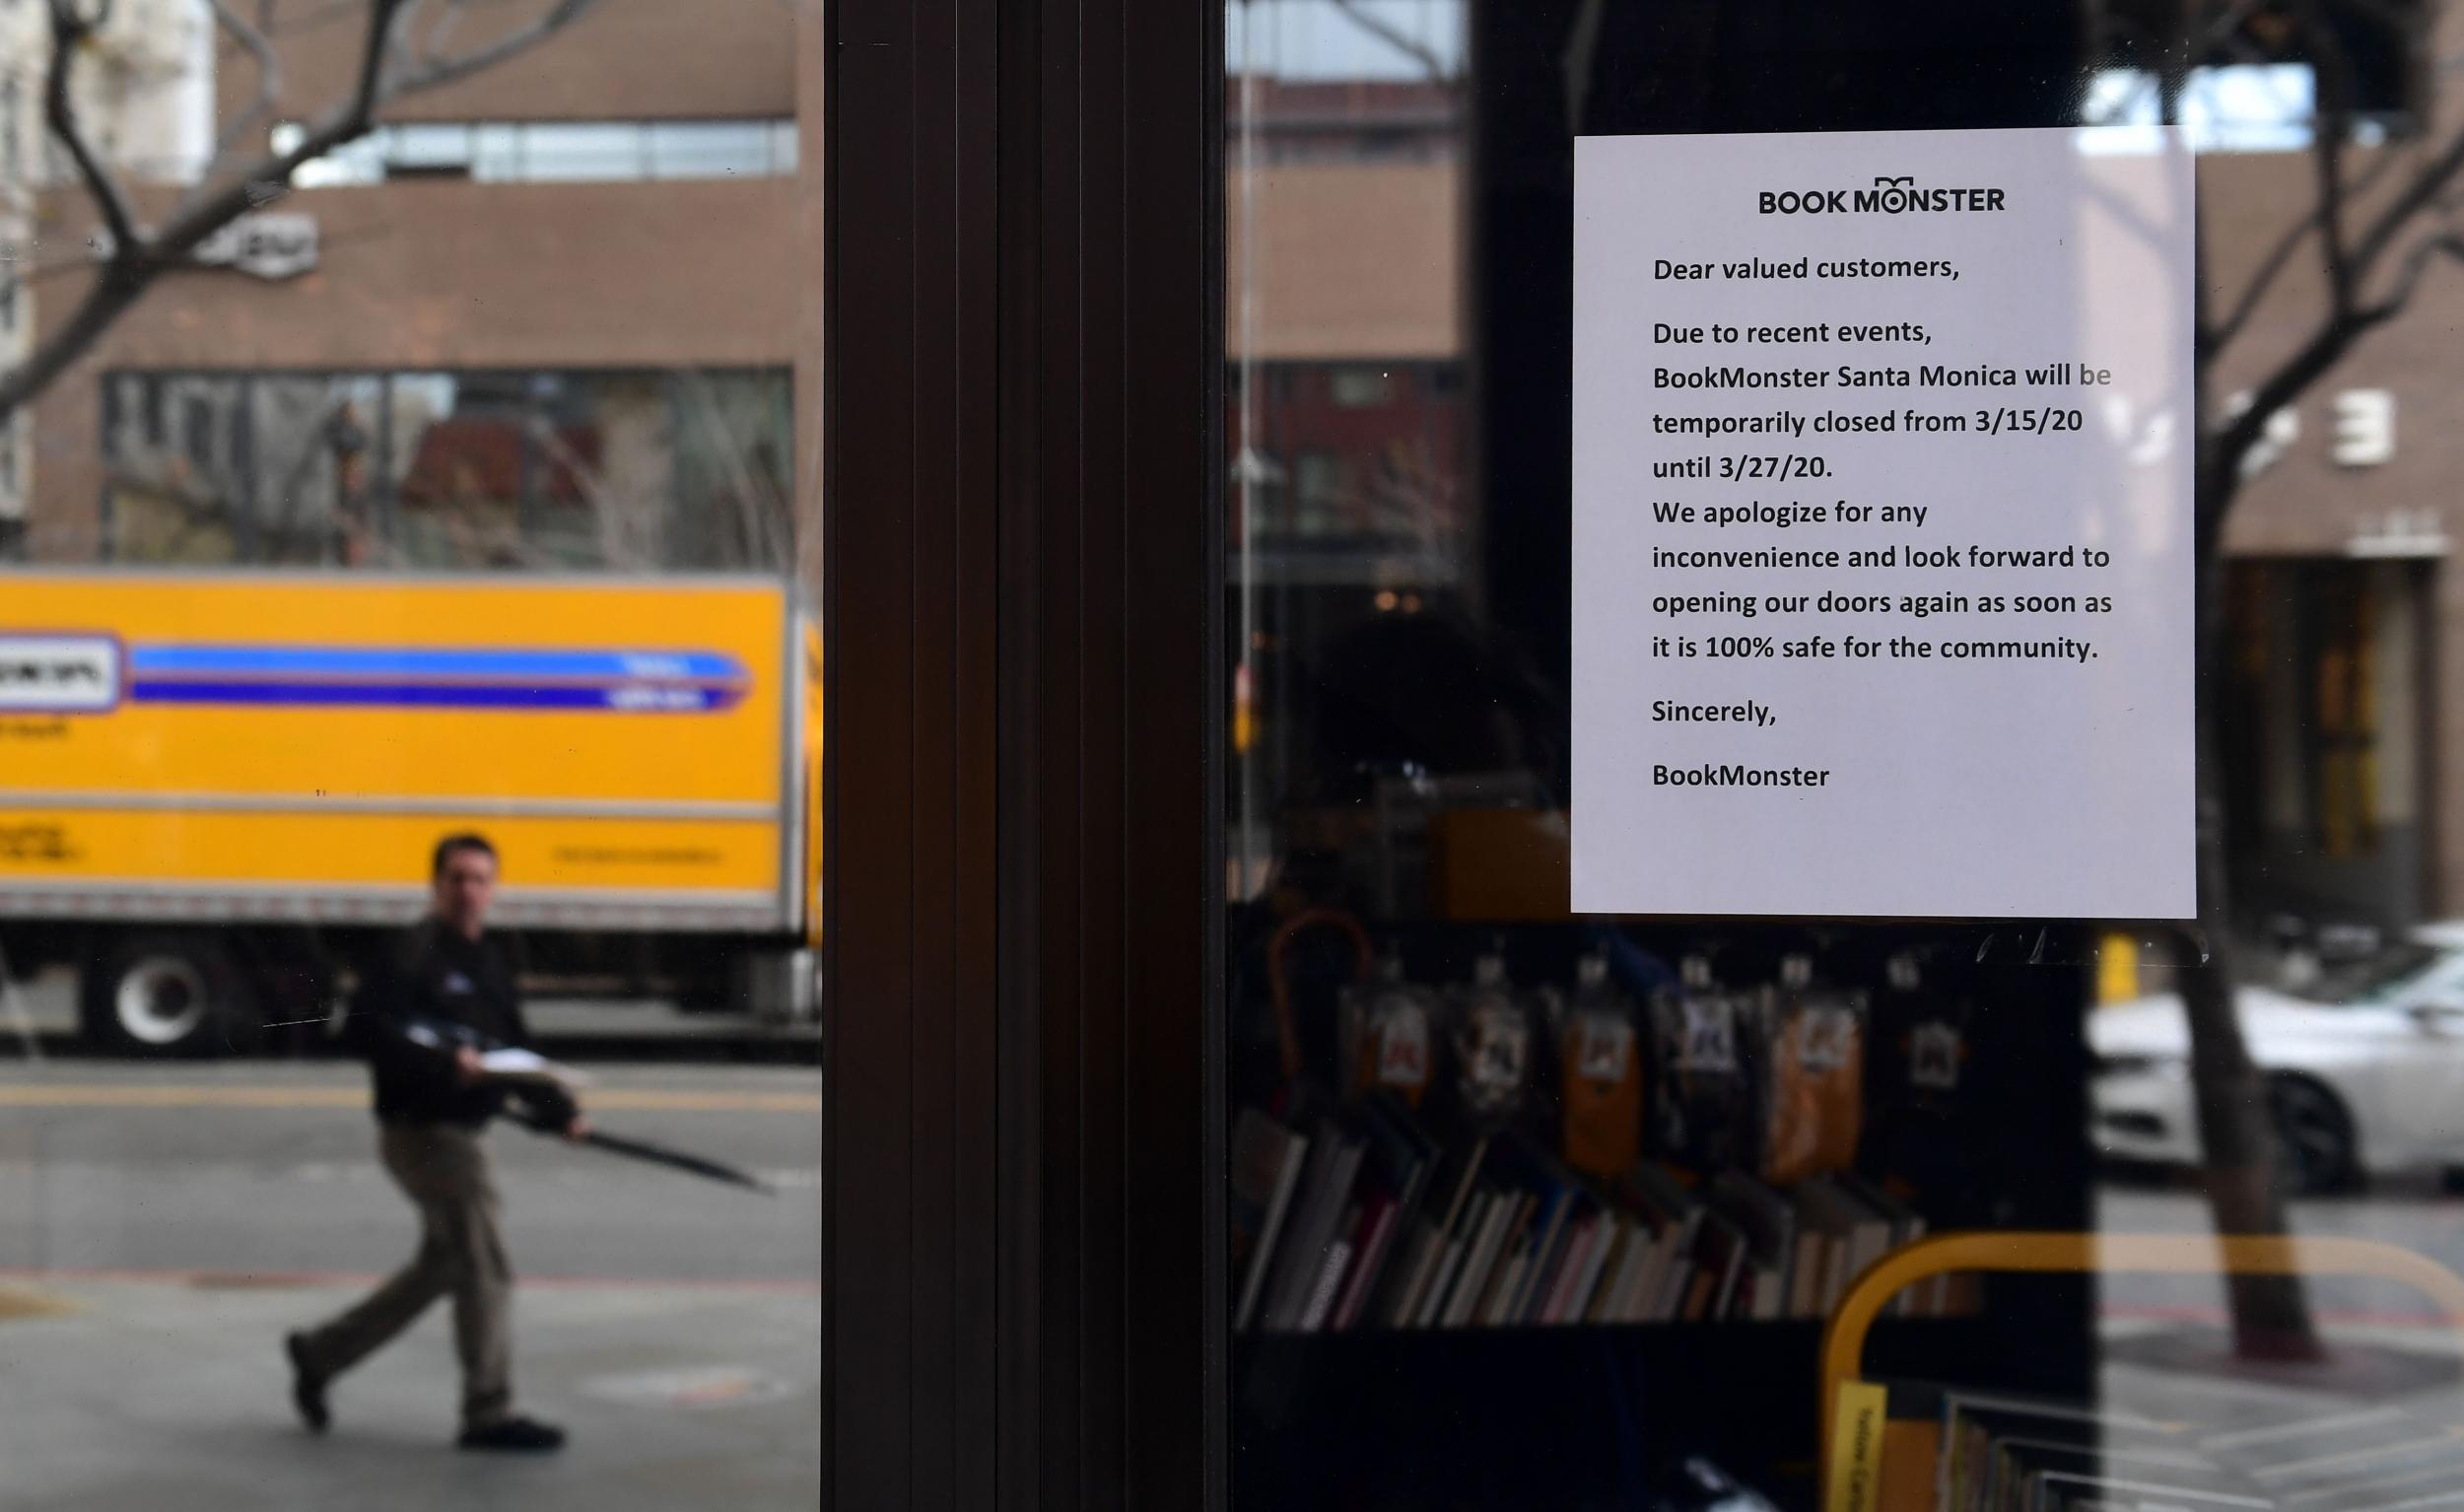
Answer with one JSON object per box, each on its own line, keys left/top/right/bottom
{"left": 0, "top": 75, "right": 18, "bottom": 180}
{"left": 274, "top": 118, "right": 798, "bottom": 188}
{"left": 1329, "top": 365, "right": 1393, "bottom": 407}
{"left": 509, "top": 122, "right": 648, "bottom": 182}
{"left": 180, "top": 392, "right": 218, "bottom": 468}
{"left": 1232, "top": 359, "right": 1468, "bottom": 570}
{"left": 101, "top": 367, "right": 792, "bottom": 572}
{"left": 2305, "top": 569, "right": 2383, "bottom": 859}
{"left": 1291, "top": 448, "right": 1345, "bottom": 532}
{"left": 648, "top": 120, "right": 783, "bottom": 180}
{"left": 384, "top": 122, "right": 479, "bottom": 175}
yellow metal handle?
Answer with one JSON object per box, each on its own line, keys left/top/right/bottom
{"left": 1819, "top": 1231, "right": 2464, "bottom": 1509}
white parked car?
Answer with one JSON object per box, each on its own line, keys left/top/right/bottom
{"left": 2091, "top": 928, "right": 2464, "bottom": 1194}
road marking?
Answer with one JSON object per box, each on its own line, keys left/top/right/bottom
{"left": 0, "top": 1271, "right": 823, "bottom": 1300}
{"left": 0, "top": 1085, "right": 819, "bottom": 1114}
{"left": 0, "top": 1284, "right": 80, "bottom": 1321}
{"left": 579, "top": 1365, "right": 803, "bottom": 1409}
{"left": 2104, "top": 1301, "right": 2464, "bottom": 1331}
{"left": 0, "top": 1265, "right": 819, "bottom": 1293}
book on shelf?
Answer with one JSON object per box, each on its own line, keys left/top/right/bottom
{"left": 1542, "top": 1211, "right": 1607, "bottom": 1325}
{"left": 1484, "top": 1134, "right": 1582, "bottom": 1327}
{"left": 1297, "top": 1204, "right": 1360, "bottom": 1333}
{"left": 1329, "top": 1198, "right": 1399, "bottom": 1333}
{"left": 1381, "top": 1133, "right": 1489, "bottom": 1329}
{"left": 1417, "top": 1186, "right": 1473, "bottom": 1329}
{"left": 1258, "top": 1107, "right": 1366, "bottom": 1333}
{"left": 1330, "top": 1095, "right": 1441, "bottom": 1332}
{"left": 1620, "top": 1161, "right": 1703, "bottom": 1325}
{"left": 1678, "top": 1207, "right": 1747, "bottom": 1323}
{"left": 1584, "top": 1215, "right": 1627, "bottom": 1322}
{"left": 1938, "top": 1390, "right": 2243, "bottom": 1512}
{"left": 1833, "top": 1171, "right": 1932, "bottom": 1316}
{"left": 1452, "top": 1188, "right": 1531, "bottom": 1329}
{"left": 1229, "top": 1106, "right": 1309, "bottom": 1333}
{"left": 1478, "top": 1227, "right": 1531, "bottom": 1328}
{"left": 1705, "top": 1170, "right": 1795, "bottom": 1323}
{"left": 1535, "top": 1172, "right": 1621, "bottom": 1327}
{"left": 1587, "top": 1216, "right": 1651, "bottom": 1325}
{"left": 1869, "top": 1377, "right": 2464, "bottom": 1511}
{"left": 1422, "top": 1186, "right": 1490, "bottom": 1329}
{"left": 1796, "top": 1173, "right": 1897, "bottom": 1319}
{"left": 1234, "top": 1090, "right": 1969, "bottom": 1335}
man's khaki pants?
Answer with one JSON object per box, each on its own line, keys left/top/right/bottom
{"left": 298, "top": 1123, "right": 513, "bottom": 1427}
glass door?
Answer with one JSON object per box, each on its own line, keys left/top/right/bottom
{"left": 1220, "top": 3, "right": 2464, "bottom": 1508}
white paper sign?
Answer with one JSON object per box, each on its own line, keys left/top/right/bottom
{"left": 1572, "top": 128, "right": 2194, "bottom": 919}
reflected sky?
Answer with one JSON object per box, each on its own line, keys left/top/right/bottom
{"left": 1226, "top": 0, "right": 1464, "bottom": 81}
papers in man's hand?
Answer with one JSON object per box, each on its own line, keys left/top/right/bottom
{"left": 476, "top": 1047, "right": 594, "bottom": 1092}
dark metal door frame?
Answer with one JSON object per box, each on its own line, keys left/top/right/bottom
{"left": 824, "top": 0, "right": 1222, "bottom": 1505}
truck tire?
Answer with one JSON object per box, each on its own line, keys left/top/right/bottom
{"left": 81, "top": 934, "right": 259, "bottom": 1059}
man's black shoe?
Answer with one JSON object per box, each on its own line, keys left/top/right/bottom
{"left": 283, "top": 1333, "right": 328, "bottom": 1434}
{"left": 457, "top": 1416, "right": 568, "bottom": 1453}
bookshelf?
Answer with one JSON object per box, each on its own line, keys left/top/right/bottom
{"left": 1227, "top": 915, "right": 2097, "bottom": 1510}
{"left": 1235, "top": 1311, "right": 2091, "bottom": 1508}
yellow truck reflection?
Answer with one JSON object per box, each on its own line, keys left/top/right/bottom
{"left": 0, "top": 573, "right": 819, "bottom": 1054}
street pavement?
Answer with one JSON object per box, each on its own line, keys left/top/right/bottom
{"left": 0, "top": 1058, "right": 819, "bottom": 1511}
{"left": 2101, "top": 1179, "right": 2464, "bottom": 1324}
{"left": 13, "top": 1048, "right": 2464, "bottom": 1509}
{"left": 0, "top": 966, "right": 820, "bottom": 1062}
{"left": 2089, "top": 1179, "right": 2464, "bottom": 1499}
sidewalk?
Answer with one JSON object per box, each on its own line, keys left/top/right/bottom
{"left": 0, "top": 1275, "right": 818, "bottom": 1511}
{"left": 1, "top": 968, "right": 820, "bottom": 1064}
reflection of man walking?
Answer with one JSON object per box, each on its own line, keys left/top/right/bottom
{"left": 285, "top": 834, "right": 588, "bottom": 1452}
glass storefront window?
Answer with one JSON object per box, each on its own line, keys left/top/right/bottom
{"left": 1219, "top": 3, "right": 2464, "bottom": 1509}
{"left": 5, "top": 2, "right": 821, "bottom": 1503}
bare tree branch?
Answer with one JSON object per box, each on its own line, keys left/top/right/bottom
{"left": 1327, "top": 0, "right": 1454, "bottom": 85}
{"left": 2202, "top": 136, "right": 2407, "bottom": 358}
{"left": 2199, "top": 2, "right": 2464, "bottom": 485}
{"left": 6, "top": 3, "right": 376, "bottom": 417}
{"left": 2299, "top": 0, "right": 2361, "bottom": 317}
{"left": 2201, "top": 157, "right": 2464, "bottom": 539}
{"left": 43, "top": 0, "right": 141, "bottom": 273}
{"left": 352, "top": 0, "right": 416, "bottom": 126}
{"left": 393, "top": 0, "right": 604, "bottom": 96}
{"left": 2352, "top": 114, "right": 2464, "bottom": 275}
{"left": 423, "top": 0, "right": 472, "bottom": 62}
{"left": 203, "top": 0, "right": 282, "bottom": 168}
{"left": 2203, "top": 299, "right": 2394, "bottom": 540}
{"left": 2357, "top": 224, "right": 2464, "bottom": 319}
{"left": 0, "top": 0, "right": 606, "bottom": 424}
{"left": 159, "top": 0, "right": 408, "bottom": 227}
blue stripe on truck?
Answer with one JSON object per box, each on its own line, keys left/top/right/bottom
{"left": 125, "top": 646, "right": 750, "bottom": 712}
{"left": 129, "top": 647, "right": 744, "bottom": 681}
{"left": 131, "top": 681, "right": 743, "bottom": 712}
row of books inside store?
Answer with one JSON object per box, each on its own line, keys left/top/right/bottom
{"left": 1226, "top": 919, "right": 2096, "bottom": 1510}
{"left": 1878, "top": 1380, "right": 2464, "bottom": 1512}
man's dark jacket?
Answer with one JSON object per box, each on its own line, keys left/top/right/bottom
{"left": 351, "top": 918, "right": 577, "bottom": 1131}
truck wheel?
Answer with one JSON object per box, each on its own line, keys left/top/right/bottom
{"left": 81, "top": 935, "right": 257, "bottom": 1058}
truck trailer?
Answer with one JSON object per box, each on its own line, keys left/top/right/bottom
{"left": 0, "top": 572, "right": 819, "bottom": 1055}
